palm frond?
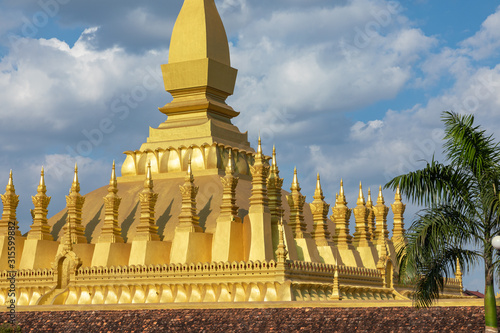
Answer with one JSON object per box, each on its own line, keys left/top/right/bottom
{"left": 442, "top": 111, "right": 500, "bottom": 178}
{"left": 385, "top": 158, "right": 473, "bottom": 210}
{"left": 397, "top": 205, "right": 481, "bottom": 307}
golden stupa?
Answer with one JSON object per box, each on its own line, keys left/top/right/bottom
{"left": 0, "top": 0, "right": 463, "bottom": 306}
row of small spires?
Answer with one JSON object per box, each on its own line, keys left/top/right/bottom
{"left": 0, "top": 138, "right": 405, "bottom": 246}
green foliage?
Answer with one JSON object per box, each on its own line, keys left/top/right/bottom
{"left": 386, "top": 111, "right": 500, "bottom": 328}
{"left": 0, "top": 323, "right": 22, "bottom": 333}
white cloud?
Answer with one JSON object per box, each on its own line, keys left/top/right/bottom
{"left": 461, "top": 6, "right": 500, "bottom": 60}
{"left": 0, "top": 28, "right": 168, "bottom": 156}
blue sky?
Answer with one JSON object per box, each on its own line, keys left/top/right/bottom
{"left": 1, "top": 0, "right": 500, "bottom": 293}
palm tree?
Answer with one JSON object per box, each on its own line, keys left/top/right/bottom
{"left": 386, "top": 111, "right": 500, "bottom": 332}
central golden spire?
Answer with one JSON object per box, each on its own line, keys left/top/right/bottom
{"left": 122, "top": 0, "right": 252, "bottom": 180}
{"left": 160, "top": 0, "right": 238, "bottom": 119}
{"left": 168, "top": 0, "right": 231, "bottom": 65}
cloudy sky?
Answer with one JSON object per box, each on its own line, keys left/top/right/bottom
{"left": 2, "top": 0, "right": 500, "bottom": 292}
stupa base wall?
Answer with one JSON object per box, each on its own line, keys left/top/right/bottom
{"left": 0, "top": 260, "right": 463, "bottom": 307}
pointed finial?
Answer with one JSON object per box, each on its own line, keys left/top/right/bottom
{"left": 377, "top": 185, "right": 385, "bottom": 204}
{"left": 74, "top": 163, "right": 78, "bottom": 181}
{"left": 70, "top": 163, "right": 80, "bottom": 193}
{"left": 314, "top": 173, "right": 324, "bottom": 199}
{"left": 147, "top": 160, "right": 152, "bottom": 179}
{"left": 339, "top": 179, "right": 345, "bottom": 197}
{"left": 226, "top": 150, "right": 234, "bottom": 174}
{"left": 5, "top": 169, "right": 15, "bottom": 193}
{"left": 291, "top": 167, "right": 300, "bottom": 191}
{"left": 40, "top": 166, "right": 45, "bottom": 186}
{"left": 367, "top": 188, "right": 373, "bottom": 206}
{"left": 144, "top": 160, "right": 154, "bottom": 190}
{"left": 73, "top": 163, "right": 78, "bottom": 184}
{"left": 357, "top": 182, "right": 365, "bottom": 205}
{"left": 187, "top": 154, "right": 192, "bottom": 174}
{"left": 395, "top": 184, "right": 402, "bottom": 201}
{"left": 109, "top": 161, "right": 118, "bottom": 192}
{"left": 276, "top": 216, "right": 288, "bottom": 263}
{"left": 272, "top": 145, "right": 277, "bottom": 168}
{"left": 185, "top": 154, "right": 194, "bottom": 182}
{"left": 456, "top": 257, "right": 462, "bottom": 275}
{"left": 257, "top": 136, "right": 262, "bottom": 154}
{"left": 37, "top": 166, "right": 47, "bottom": 194}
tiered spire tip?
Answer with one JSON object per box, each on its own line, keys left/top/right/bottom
{"left": 357, "top": 182, "right": 365, "bottom": 205}
{"left": 377, "top": 185, "right": 385, "bottom": 204}
{"left": 70, "top": 163, "right": 80, "bottom": 194}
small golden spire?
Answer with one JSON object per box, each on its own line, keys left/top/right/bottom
{"left": 5, "top": 169, "right": 16, "bottom": 194}
{"left": 144, "top": 160, "right": 153, "bottom": 190}
{"left": 40, "top": 166, "right": 45, "bottom": 186}
{"left": 257, "top": 136, "right": 262, "bottom": 155}
{"left": 366, "top": 188, "right": 373, "bottom": 206}
{"left": 186, "top": 154, "right": 194, "bottom": 182}
{"left": 357, "top": 182, "right": 365, "bottom": 206}
{"left": 395, "top": 184, "right": 402, "bottom": 201}
{"left": 109, "top": 161, "right": 118, "bottom": 193}
{"left": 377, "top": 185, "right": 385, "bottom": 204}
{"left": 37, "top": 166, "right": 47, "bottom": 194}
{"left": 276, "top": 217, "right": 288, "bottom": 263}
{"left": 226, "top": 150, "right": 234, "bottom": 175}
{"left": 291, "top": 167, "right": 300, "bottom": 191}
{"left": 70, "top": 163, "right": 80, "bottom": 194}
{"left": 315, "top": 173, "right": 322, "bottom": 193}
{"left": 8, "top": 170, "right": 12, "bottom": 185}
{"left": 272, "top": 145, "right": 277, "bottom": 168}
{"left": 456, "top": 257, "right": 462, "bottom": 275}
